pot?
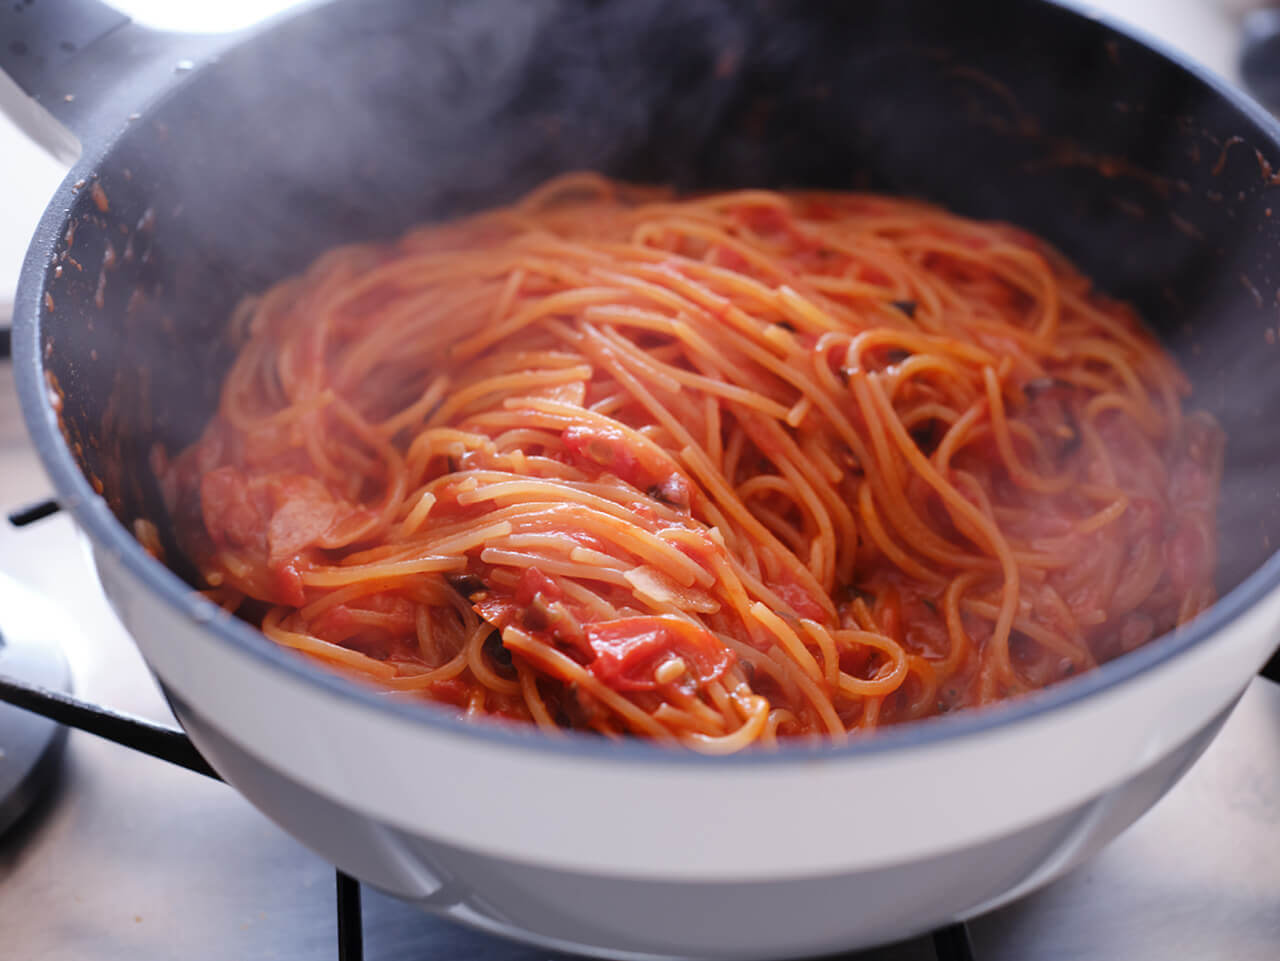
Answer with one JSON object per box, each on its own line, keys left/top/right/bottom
{"left": 4, "top": 1, "right": 1280, "bottom": 957}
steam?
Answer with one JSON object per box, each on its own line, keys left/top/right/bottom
{"left": 70, "top": 0, "right": 1280, "bottom": 602}
{"left": 153, "top": 0, "right": 758, "bottom": 276}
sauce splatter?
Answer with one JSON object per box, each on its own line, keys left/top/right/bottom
{"left": 1240, "top": 273, "right": 1263, "bottom": 309}
{"left": 1211, "top": 136, "right": 1246, "bottom": 176}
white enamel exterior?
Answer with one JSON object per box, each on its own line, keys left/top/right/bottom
{"left": 92, "top": 541, "right": 1280, "bottom": 886}
{"left": 83, "top": 537, "right": 1279, "bottom": 958}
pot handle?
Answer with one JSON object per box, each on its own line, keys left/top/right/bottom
{"left": 0, "top": 0, "right": 130, "bottom": 104}
{"left": 0, "top": 0, "right": 231, "bottom": 163}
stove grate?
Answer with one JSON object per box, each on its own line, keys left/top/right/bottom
{"left": 930, "top": 924, "right": 975, "bottom": 961}
{"left": 6, "top": 498, "right": 61, "bottom": 528}
{"left": 336, "top": 871, "right": 364, "bottom": 961}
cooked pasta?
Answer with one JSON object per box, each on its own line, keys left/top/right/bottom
{"left": 159, "top": 173, "right": 1223, "bottom": 751}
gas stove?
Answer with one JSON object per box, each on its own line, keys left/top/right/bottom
{"left": 2, "top": 2, "right": 1278, "bottom": 960}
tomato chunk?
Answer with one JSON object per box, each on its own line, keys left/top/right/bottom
{"left": 586, "top": 616, "right": 732, "bottom": 691}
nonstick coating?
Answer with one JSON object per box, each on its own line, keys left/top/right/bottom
{"left": 17, "top": 0, "right": 1280, "bottom": 731}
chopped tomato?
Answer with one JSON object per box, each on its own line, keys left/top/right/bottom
{"left": 473, "top": 595, "right": 518, "bottom": 632}
{"left": 586, "top": 616, "right": 732, "bottom": 691}
{"left": 200, "top": 467, "right": 370, "bottom": 606}
{"left": 515, "top": 567, "right": 562, "bottom": 605}
{"left": 561, "top": 423, "right": 687, "bottom": 501}
{"left": 801, "top": 200, "right": 835, "bottom": 220}
{"left": 736, "top": 205, "right": 790, "bottom": 235}
{"left": 266, "top": 475, "right": 343, "bottom": 565}
{"left": 712, "top": 246, "right": 751, "bottom": 272}
{"left": 201, "top": 467, "right": 270, "bottom": 555}
{"left": 562, "top": 423, "right": 642, "bottom": 481}
{"left": 426, "top": 678, "right": 471, "bottom": 709}
{"left": 271, "top": 559, "right": 308, "bottom": 608}
{"left": 773, "top": 578, "right": 829, "bottom": 622}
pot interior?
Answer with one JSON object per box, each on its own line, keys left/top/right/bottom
{"left": 27, "top": 0, "right": 1280, "bottom": 633}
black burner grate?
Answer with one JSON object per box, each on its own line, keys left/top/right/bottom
{"left": 930, "top": 924, "right": 975, "bottom": 961}
{"left": 6, "top": 498, "right": 61, "bottom": 528}
{"left": 336, "top": 871, "right": 364, "bottom": 961}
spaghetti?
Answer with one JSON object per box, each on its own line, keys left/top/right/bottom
{"left": 160, "top": 173, "right": 1223, "bottom": 751}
